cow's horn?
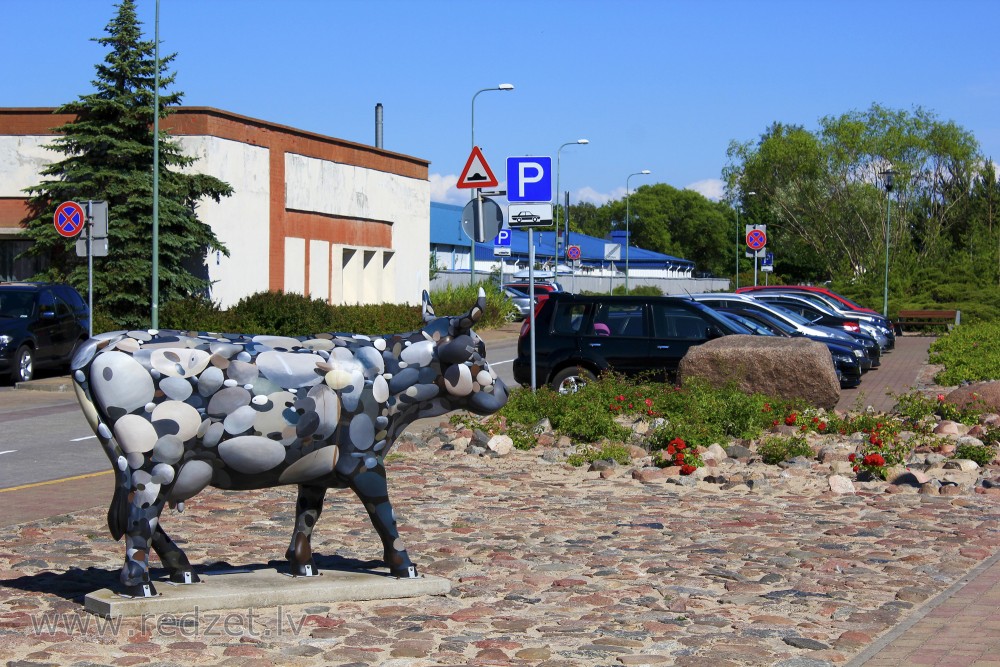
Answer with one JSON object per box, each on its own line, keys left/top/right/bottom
{"left": 453, "top": 287, "right": 486, "bottom": 331}
{"left": 421, "top": 290, "right": 436, "bottom": 323}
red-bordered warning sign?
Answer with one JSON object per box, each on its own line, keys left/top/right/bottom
{"left": 54, "top": 201, "right": 86, "bottom": 238}
{"left": 457, "top": 146, "right": 499, "bottom": 189}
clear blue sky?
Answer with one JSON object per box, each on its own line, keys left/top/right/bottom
{"left": 4, "top": 0, "right": 999, "bottom": 207}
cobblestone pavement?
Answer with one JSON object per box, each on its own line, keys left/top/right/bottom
{"left": 4, "top": 333, "right": 1000, "bottom": 667}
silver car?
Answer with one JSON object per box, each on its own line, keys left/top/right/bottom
{"left": 503, "top": 286, "right": 537, "bottom": 320}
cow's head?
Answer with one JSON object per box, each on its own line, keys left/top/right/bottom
{"left": 416, "top": 288, "right": 508, "bottom": 416}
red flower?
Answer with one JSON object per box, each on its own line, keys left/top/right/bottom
{"left": 869, "top": 434, "right": 880, "bottom": 445}
{"left": 666, "top": 445, "right": 676, "bottom": 455}
{"left": 763, "top": 403, "right": 772, "bottom": 412}
{"left": 853, "top": 465, "right": 860, "bottom": 473}
{"left": 785, "top": 414, "right": 797, "bottom": 426}
{"left": 937, "top": 394, "right": 945, "bottom": 402}
{"left": 773, "top": 420, "right": 780, "bottom": 427}
{"left": 817, "top": 422, "right": 826, "bottom": 431}
{"left": 617, "top": 395, "right": 625, "bottom": 402}
{"left": 680, "top": 464, "right": 696, "bottom": 475}
{"left": 863, "top": 453, "right": 885, "bottom": 467}
{"left": 800, "top": 425, "right": 808, "bottom": 431}
{"left": 645, "top": 398, "right": 653, "bottom": 407}
{"left": 669, "top": 437, "right": 686, "bottom": 448}
{"left": 848, "top": 453, "right": 856, "bottom": 462}
{"left": 812, "top": 417, "right": 819, "bottom": 423}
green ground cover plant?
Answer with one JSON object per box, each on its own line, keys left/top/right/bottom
{"left": 929, "top": 321, "right": 1000, "bottom": 386}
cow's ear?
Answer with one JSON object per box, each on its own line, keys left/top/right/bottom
{"left": 422, "top": 290, "right": 436, "bottom": 323}
{"left": 451, "top": 287, "right": 486, "bottom": 335}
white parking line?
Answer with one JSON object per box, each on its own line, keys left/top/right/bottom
{"left": 0, "top": 450, "right": 16, "bottom": 456}
{"left": 70, "top": 435, "right": 97, "bottom": 442}
{"left": 491, "top": 359, "right": 513, "bottom": 366}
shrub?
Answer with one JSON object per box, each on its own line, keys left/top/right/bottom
{"left": 428, "top": 281, "right": 516, "bottom": 329}
{"left": 566, "top": 442, "right": 633, "bottom": 467}
{"left": 160, "top": 297, "right": 230, "bottom": 332}
{"left": 955, "top": 442, "right": 995, "bottom": 467}
{"left": 930, "top": 322, "right": 1000, "bottom": 386}
{"left": 757, "top": 436, "right": 814, "bottom": 465}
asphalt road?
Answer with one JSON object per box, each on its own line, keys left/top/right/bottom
{"left": 0, "top": 337, "right": 521, "bottom": 490}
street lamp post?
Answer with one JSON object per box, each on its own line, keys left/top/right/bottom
{"left": 556, "top": 139, "right": 589, "bottom": 271}
{"left": 880, "top": 168, "right": 895, "bottom": 318}
{"left": 625, "top": 170, "right": 651, "bottom": 292}
{"left": 469, "top": 83, "right": 514, "bottom": 285}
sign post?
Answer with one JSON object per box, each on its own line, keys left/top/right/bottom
{"left": 457, "top": 147, "right": 500, "bottom": 285}
{"left": 745, "top": 224, "right": 767, "bottom": 286}
{"left": 507, "top": 156, "right": 553, "bottom": 392}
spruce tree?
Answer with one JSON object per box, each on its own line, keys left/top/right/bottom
{"left": 21, "top": 0, "right": 231, "bottom": 328}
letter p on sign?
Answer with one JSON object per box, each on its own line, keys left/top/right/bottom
{"left": 507, "top": 156, "right": 552, "bottom": 203}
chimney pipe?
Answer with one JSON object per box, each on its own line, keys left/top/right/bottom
{"left": 375, "top": 103, "right": 383, "bottom": 148}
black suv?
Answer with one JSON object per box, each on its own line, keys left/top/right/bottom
{"left": 0, "top": 282, "right": 90, "bottom": 383}
{"left": 512, "top": 293, "right": 752, "bottom": 393}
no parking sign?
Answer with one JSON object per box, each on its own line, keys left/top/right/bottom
{"left": 54, "top": 201, "right": 86, "bottom": 238}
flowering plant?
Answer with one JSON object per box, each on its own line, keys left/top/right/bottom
{"left": 654, "top": 437, "right": 704, "bottom": 475}
{"left": 849, "top": 419, "right": 907, "bottom": 480}
{"left": 777, "top": 409, "right": 831, "bottom": 434}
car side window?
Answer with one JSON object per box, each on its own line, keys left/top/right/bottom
{"left": 38, "top": 289, "right": 56, "bottom": 315}
{"left": 552, "top": 303, "right": 588, "bottom": 335}
{"left": 593, "top": 303, "right": 645, "bottom": 337}
{"left": 54, "top": 295, "right": 73, "bottom": 318}
{"left": 652, "top": 304, "right": 708, "bottom": 340}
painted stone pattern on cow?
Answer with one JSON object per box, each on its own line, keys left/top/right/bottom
{"left": 71, "top": 290, "right": 508, "bottom": 598}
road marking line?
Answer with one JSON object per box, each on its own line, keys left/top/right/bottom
{"left": 0, "top": 469, "right": 112, "bottom": 493}
{"left": 70, "top": 435, "right": 97, "bottom": 442}
{"left": 0, "top": 450, "right": 16, "bottom": 455}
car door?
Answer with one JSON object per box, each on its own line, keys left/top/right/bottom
{"left": 648, "top": 302, "right": 713, "bottom": 380}
{"left": 581, "top": 300, "right": 651, "bottom": 377}
{"left": 31, "top": 289, "right": 60, "bottom": 365}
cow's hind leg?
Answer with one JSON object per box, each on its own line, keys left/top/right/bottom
{"left": 350, "top": 467, "right": 417, "bottom": 578}
{"left": 285, "top": 485, "right": 326, "bottom": 576}
{"left": 151, "top": 524, "right": 200, "bottom": 584}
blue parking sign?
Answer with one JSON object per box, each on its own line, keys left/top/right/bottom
{"left": 506, "top": 156, "right": 552, "bottom": 202}
{"left": 494, "top": 228, "right": 511, "bottom": 246}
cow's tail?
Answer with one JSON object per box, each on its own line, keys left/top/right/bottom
{"left": 107, "top": 484, "right": 128, "bottom": 541}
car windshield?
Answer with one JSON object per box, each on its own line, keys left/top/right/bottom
{"left": 762, "top": 303, "right": 814, "bottom": 326}
{"left": 0, "top": 291, "right": 36, "bottom": 319}
{"left": 716, "top": 311, "right": 765, "bottom": 335}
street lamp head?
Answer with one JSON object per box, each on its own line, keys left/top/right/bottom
{"left": 498, "top": 83, "right": 514, "bottom": 91}
{"left": 881, "top": 168, "right": 895, "bottom": 192}
{"left": 577, "top": 139, "right": 589, "bottom": 145}
{"left": 641, "top": 170, "right": 651, "bottom": 175}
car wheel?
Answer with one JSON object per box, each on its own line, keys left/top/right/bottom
{"left": 551, "top": 366, "right": 596, "bottom": 395}
{"left": 12, "top": 345, "right": 34, "bottom": 383}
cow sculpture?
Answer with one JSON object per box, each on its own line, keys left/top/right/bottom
{"left": 71, "top": 289, "right": 508, "bottom": 597}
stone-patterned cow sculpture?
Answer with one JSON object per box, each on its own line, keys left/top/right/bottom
{"left": 71, "top": 289, "right": 508, "bottom": 597}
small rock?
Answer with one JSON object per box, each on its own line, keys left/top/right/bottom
{"left": 632, "top": 468, "right": 668, "bottom": 483}
{"left": 486, "top": 434, "right": 514, "bottom": 456}
{"left": 943, "top": 459, "right": 980, "bottom": 472}
{"left": 726, "top": 444, "right": 753, "bottom": 459}
{"left": 828, "top": 475, "right": 855, "bottom": 494}
{"left": 783, "top": 636, "right": 830, "bottom": 650}
{"left": 934, "top": 420, "right": 963, "bottom": 435}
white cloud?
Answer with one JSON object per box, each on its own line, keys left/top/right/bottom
{"left": 428, "top": 173, "right": 463, "bottom": 205}
{"left": 686, "top": 179, "right": 725, "bottom": 201}
{"left": 576, "top": 186, "right": 619, "bottom": 206}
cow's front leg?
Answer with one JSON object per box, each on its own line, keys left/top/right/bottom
{"left": 151, "top": 523, "right": 200, "bottom": 585}
{"left": 120, "top": 501, "right": 163, "bottom": 597}
{"left": 285, "top": 485, "right": 326, "bottom": 576}
{"left": 350, "top": 467, "right": 417, "bottom": 578}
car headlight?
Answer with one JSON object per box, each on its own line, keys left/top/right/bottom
{"left": 853, "top": 349, "right": 863, "bottom": 358}
{"left": 833, "top": 354, "right": 854, "bottom": 365}
{"left": 0, "top": 335, "right": 11, "bottom": 347}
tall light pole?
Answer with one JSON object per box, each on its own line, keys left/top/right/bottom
{"left": 556, "top": 139, "right": 589, "bottom": 270}
{"left": 151, "top": 0, "right": 161, "bottom": 328}
{"left": 469, "top": 83, "right": 514, "bottom": 285}
{"left": 880, "top": 168, "right": 895, "bottom": 318}
{"left": 625, "top": 170, "right": 650, "bottom": 292}
{"left": 735, "top": 191, "right": 755, "bottom": 290}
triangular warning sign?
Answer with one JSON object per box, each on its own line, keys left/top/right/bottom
{"left": 456, "top": 146, "right": 499, "bottom": 189}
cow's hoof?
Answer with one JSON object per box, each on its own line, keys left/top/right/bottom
{"left": 169, "top": 570, "right": 200, "bottom": 584}
{"left": 391, "top": 564, "right": 419, "bottom": 579}
{"left": 122, "top": 582, "right": 158, "bottom": 598}
{"left": 289, "top": 561, "right": 318, "bottom": 577}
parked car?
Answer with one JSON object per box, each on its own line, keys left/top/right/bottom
{"left": 503, "top": 281, "right": 564, "bottom": 310}
{"left": 749, "top": 293, "right": 891, "bottom": 352}
{"left": 512, "top": 293, "right": 753, "bottom": 393}
{"left": 747, "top": 289, "right": 895, "bottom": 349}
{"left": 736, "top": 285, "right": 882, "bottom": 316}
{"left": 688, "top": 293, "right": 880, "bottom": 368}
{"left": 502, "top": 286, "right": 538, "bottom": 320}
{"left": 720, "top": 309, "right": 863, "bottom": 387}
{"left": 0, "top": 282, "right": 90, "bottom": 383}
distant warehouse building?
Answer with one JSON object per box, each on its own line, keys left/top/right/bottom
{"left": 0, "top": 107, "right": 430, "bottom": 307}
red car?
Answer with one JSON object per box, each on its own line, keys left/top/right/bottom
{"left": 736, "top": 285, "right": 880, "bottom": 316}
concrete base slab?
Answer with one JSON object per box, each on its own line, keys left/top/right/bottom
{"left": 84, "top": 567, "right": 450, "bottom": 617}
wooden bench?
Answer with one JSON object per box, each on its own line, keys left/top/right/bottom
{"left": 896, "top": 309, "right": 960, "bottom": 333}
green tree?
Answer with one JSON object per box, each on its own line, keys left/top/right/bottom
{"left": 21, "top": 0, "right": 231, "bottom": 328}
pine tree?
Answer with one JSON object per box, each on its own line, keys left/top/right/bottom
{"left": 21, "top": 0, "right": 231, "bottom": 328}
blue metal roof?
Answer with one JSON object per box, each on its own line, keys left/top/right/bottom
{"left": 430, "top": 201, "right": 693, "bottom": 269}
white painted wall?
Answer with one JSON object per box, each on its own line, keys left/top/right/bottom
{"left": 175, "top": 136, "right": 270, "bottom": 308}
{"left": 285, "top": 153, "right": 429, "bottom": 305}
